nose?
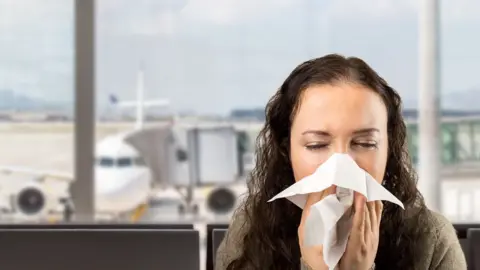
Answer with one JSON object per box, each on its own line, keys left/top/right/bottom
{"left": 331, "top": 139, "right": 348, "bottom": 154}
{"left": 330, "top": 140, "right": 361, "bottom": 163}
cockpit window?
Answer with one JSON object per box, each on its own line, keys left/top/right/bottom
{"left": 98, "top": 158, "right": 114, "bottom": 167}
{"left": 117, "top": 157, "right": 132, "bottom": 167}
{"left": 96, "top": 156, "right": 146, "bottom": 168}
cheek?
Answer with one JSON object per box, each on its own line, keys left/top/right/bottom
{"left": 290, "top": 145, "right": 330, "bottom": 182}
{"left": 354, "top": 146, "right": 389, "bottom": 183}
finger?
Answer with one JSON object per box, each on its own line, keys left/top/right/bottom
{"left": 375, "top": 200, "right": 383, "bottom": 227}
{"left": 363, "top": 202, "right": 375, "bottom": 243}
{"left": 364, "top": 203, "right": 371, "bottom": 243}
{"left": 353, "top": 192, "right": 366, "bottom": 234}
{"left": 367, "top": 201, "right": 375, "bottom": 233}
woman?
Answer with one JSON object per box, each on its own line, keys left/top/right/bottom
{"left": 215, "top": 54, "right": 466, "bottom": 270}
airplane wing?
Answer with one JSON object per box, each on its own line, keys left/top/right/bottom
{"left": 0, "top": 166, "right": 74, "bottom": 182}
{"left": 113, "top": 99, "right": 170, "bottom": 108}
{"left": 143, "top": 100, "right": 170, "bottom": 107}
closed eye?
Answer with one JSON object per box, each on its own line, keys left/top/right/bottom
{"left": 305, "top": 143, "right": 329, "bottom": 150}
{"left": 352, "top": 142, "right": 377, "bottom": 149}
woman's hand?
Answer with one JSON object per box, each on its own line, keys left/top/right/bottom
{"left": 298, "top": 187, "right": 335, "bottom": 270}
{"left": 339, "top": 193, "right": 383, "bottom": 270}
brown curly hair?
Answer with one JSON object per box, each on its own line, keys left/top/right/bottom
{"left": 226, "top": 54, "right": 428, "bottom": 270}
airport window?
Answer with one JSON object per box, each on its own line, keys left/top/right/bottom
{"left": 456, "top": 123, "right": 475, "bottom": 161}
{"left": 0, "top": 0, "right": 77, "bottom": 222}
{"left": 475, "top": 123, "right": 480, "bottom": 159}
{"left": 2, "top": 0, "right": 479, "bottom": 235}
{"left": 442, "top": 124, "right": 457, "bottom": 164}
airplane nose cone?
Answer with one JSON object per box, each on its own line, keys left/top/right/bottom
{"left": 95, "top": 168, "right": 151, "bottom": 213}
{"left": 95, "top": 169, "right": 141, "bottom": 195}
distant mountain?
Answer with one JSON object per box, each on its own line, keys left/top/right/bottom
{"left": 443, "top": 88, "right": 480, "bottom": 110}
{"left": 230, "top": 108, "right": 266, "bottom": 121}
{"left": 404, "top": 88, "right": 480, "bottom": 111}
{"left": 0, "top": 89, "right": 70, "bottom": 112}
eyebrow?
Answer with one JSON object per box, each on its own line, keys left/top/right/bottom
{"left": 352, "top": 128, "right": 380, "bottom": 135}
{"left": 301, "top": 130, "right": 331, "bottom": 136}
{"left": 301, "top": 128, "right": 379, "bottom": 136}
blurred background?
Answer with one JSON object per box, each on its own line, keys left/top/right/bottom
{"left": 0, "top": 0, "right": 479, "bottom": 268}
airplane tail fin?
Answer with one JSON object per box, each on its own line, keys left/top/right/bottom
{"left": 109, "top": 94, "right": 119, "bottom": 104}
{"left": 109, "top": 65, "right": 171, "bottom": 129}
{"left": 109, "top": 98, "right": 170, "bottom": 108}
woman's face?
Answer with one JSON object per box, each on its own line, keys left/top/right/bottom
{"left": 289, "top": 82, "right": 389, "bottom": 187}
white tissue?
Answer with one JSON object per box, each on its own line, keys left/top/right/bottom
{"left": 268, "top": 153, "right": 404, "bottom": 270}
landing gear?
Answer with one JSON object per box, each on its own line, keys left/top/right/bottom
{"left": 192, "top": 204, "right": 199, "bottom": 215}
{"left": 60, "top": 198, "right": 74, "bottom": 222}
{"left": 178, "top": 204, "right": 185, "bottom": 215}
{"left": 174, "top": 185, "right": 199, "bottom": 216}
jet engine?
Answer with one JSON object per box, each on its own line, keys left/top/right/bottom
{"left": 11, "top": 181, "right": 55, "bottom": 221}
{"left": 206, "top": 187, "right": 237, "bottom": 215}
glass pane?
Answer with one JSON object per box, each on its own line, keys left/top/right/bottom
{"left": 94, "top": 1, "right": 421, "bottom": 227}
{"left": 440, "top": 0, "right": 480, "bottom": 224}
{"left": 474, "top": 123, "right": 480, "bottom": 159}
{"left": 0, "top": 0, "right": 74, "bottom": 223}
{"left": 441, "top": 124, "right": 456, "bottom": 164}
{"left": 456, "top": 122, "right": 474, "bottom": 161}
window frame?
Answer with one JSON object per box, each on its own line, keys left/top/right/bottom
{"left": 71, "top": 0, "right": 96, "bottom": 221}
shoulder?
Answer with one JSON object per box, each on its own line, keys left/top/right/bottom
{"left": 422, "top": 209, "right": 455, "bottom": 241}
{"left": 214, "top": 205, "right": 249, "bottom": 270}
{"left": 424, "top": 209, "right": 461, "bottom": 251}
{"left": 416, "top": 209, "right": 467, "bottom": 269}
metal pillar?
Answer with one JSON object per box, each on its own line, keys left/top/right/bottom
{"left": 418, "top": 0, "right": 441, "bottom": 211}
{"left": 71, "top": 0, "right": 95, "bottom": 221}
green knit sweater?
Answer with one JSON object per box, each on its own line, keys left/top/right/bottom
{"left": 215, "top": 207, "right": 466, "bottom": 270}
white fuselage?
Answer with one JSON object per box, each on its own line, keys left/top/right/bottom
{"left": 94, "top": 134, "right": 152, "bottom": 214}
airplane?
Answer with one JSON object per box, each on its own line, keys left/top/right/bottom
{"left": 0, "top": 65, "right": 173, "bottom": 222}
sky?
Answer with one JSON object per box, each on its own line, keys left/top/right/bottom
{"left": 1, "top": 0, "right": 480, "bottom": 114}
